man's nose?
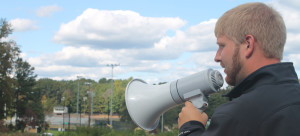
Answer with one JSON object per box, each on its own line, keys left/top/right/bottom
{"left": 214, "top": 51, "right": 221, "bottom": 62}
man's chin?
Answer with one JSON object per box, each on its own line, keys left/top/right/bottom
{"left": 225, "top": 76, "right": 235, "bottom": 86}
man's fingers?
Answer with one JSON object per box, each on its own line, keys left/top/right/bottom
{"left": 185, "top": 101, "right": 193, "bottom": 107}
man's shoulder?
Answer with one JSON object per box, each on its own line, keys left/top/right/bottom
{"left": 212, "top": 83, "right": 300, "bottom": 129}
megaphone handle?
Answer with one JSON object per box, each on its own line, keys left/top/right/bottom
{"left": 197, "top": 102, "right": 208, "bottom": 113}
{"left": 183, "top": 89, "right": 209, "bottom": 112}
{"left": 189, "top": 96, "right": 208, "bottom": 113}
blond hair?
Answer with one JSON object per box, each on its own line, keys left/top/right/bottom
{"left": 215, "top": 2, "right": 286, "bottom": 60}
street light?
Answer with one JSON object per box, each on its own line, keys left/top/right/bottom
{"left": 107, "top": 64, "right": 120, "bottom": 128}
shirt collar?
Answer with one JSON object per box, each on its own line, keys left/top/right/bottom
{"left": 224, "top": 62, "right": 297, "bottom": 99}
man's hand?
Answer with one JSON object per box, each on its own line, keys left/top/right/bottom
{"left": 178, "top": 101, "right": 208, "bottom": 128}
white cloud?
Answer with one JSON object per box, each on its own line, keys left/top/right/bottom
{"left": 286, "top": 54, "right": 300, "bottom": 72}
{"left": 277, "top": 0, "right": 300, "bottom": 9}
{"left": 269, "top": 1, "right": 300, "bottom": 32}
{"left": 36, "top": 5, "right": 63, "bottom": 17}
{"left": 284, "top": 33, "right": 300, "bottom": 54}
{"left": 53, "top": 9, "right": 186, "bottom": 49}
{"left": 9, "top": 18, "right": 38, "bottom": 32}
{"left": 268, "top": 0, "right": 300, "bottom": 54}
{"left": 29, "top": 10, "right": 219, "bottom": 82}
{"left": 0, "top": 37, "right": 10, "bottom": 42}
{"left": 154, "top": 19, "right": 217, "bottom": 52}
{"left": 29, "top": 1, "right": 300, "bottom": 83}
{"left": 192, "top": 52, "right": 219, "bottom": 68}
{"left": 28, "top": 46, "right": 176, "bottom": 79}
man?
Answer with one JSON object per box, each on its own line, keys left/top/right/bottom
{"left": 178, "top": 2, "right": 300, "bottom": 136}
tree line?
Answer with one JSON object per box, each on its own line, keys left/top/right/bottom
{"left": 35, "top": 77, "right": 232, "bottom": 129}
{"left": 37, "top": 77, "right": 132, "bottom": 116}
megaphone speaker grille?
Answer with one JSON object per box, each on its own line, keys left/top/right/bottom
{"left": 125, "top": 79, "right": 178, "bottom": 131}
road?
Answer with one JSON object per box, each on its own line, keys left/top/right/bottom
{"left": 45, "top": 113, "right": 119, "bottom": 127}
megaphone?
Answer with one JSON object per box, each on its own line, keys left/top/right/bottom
{"left": 125, "top": 69, "right": 223, "bottom": 131}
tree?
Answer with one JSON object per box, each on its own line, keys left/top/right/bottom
{"left": 0, "top": 18, "right": 42, "bottom": 131}
{"left": 98, "top": 78, "right": 108, "bottom": 84}
{"left": 14, "top": 58, "right": 40, "bottom": 130}
{"left": 117, "top": 78, "right": 132, "bottom": 121}
{"left": 35, "top": 78, "right": 63, "bottom": 112}
{"left": 0, "top": 19, "right": 20, "bottom": 120}
{"left": 14, "top": 58, "right": 37, "bottom": 113}
{"left": 205, "top": 87, "right": 232, "bottom": 118}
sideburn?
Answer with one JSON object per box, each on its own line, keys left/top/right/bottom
{"left": 229, "top": 45, "right": 242, "bottom": 86}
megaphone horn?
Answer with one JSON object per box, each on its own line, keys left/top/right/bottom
{"left": 125, "top": 69, "right": 223, "bottom": 131}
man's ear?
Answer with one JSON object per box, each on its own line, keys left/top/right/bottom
{"left": 245, "top": 35, "right": 255, "bottom": 58}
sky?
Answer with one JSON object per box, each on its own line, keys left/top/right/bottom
{"left": 1, "top": 0, "right": 300, "bottom": 85}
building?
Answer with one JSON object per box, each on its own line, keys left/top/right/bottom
{"left": 53, "top": 106, "right": 68, "bottom": 115}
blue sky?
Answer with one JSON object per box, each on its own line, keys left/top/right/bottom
{"left": 1, "top": 0, "right": 300, "bottom": 85}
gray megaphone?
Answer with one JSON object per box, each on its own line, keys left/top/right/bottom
{"left": 125, "top": 69, "right": 223, "bottom": 131}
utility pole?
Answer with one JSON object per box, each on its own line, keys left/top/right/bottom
{"left": 77, "top": 76, "right": 83, "bottom": 125}
{"left": 85, "top": 82, "right": 92, "bottom": 127}
{"left": 4, "top": 103, "right": 6, "bottom": 119}
{"left": 161, "top": 114, "right": 164, "bottom": 132}
{"left": 61, "top": 97, "right": 65, "bottom": 132}
{"left": 15, "top": 87, "right": 18, "bottom": 131}
{"left": 83, "top": 97, "right": 87, "bottom": 114}
{"left": 91, "top": 91, "right": 94, "bottom": 117}
{"left": 68, "top": 105, "right": 70, "bottom": 130}
{"left": 79, "top": 103, "right": 82, "bottom": 126}
{"left": 107, "top": 63, "right": 120, "bottom": 128}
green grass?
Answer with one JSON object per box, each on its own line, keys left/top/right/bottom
{"left": 43, "top": 127, "right": 179, "bottom": 136}
{"left": 0, "top": 132, "right": 38, "bottom": 136}
{"left": 1, "top": 126, "right": 179, "bottom": 136}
